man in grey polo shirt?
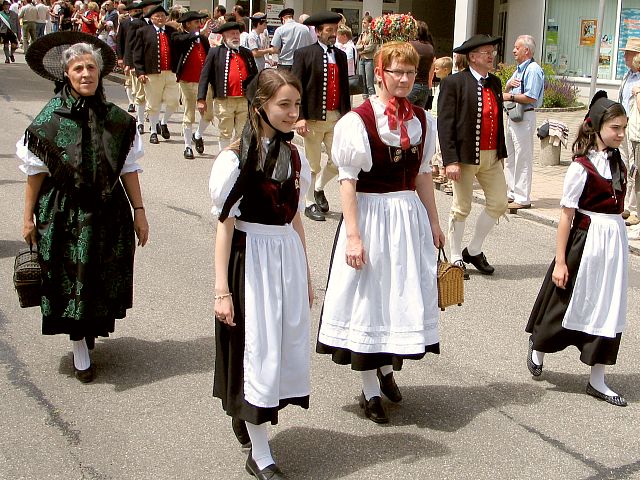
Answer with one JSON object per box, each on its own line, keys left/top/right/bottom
{"left": 269, "top": 7, "right": 311, "bottom": 70}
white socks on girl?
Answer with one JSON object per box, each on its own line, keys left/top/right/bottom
{"left": 590, "top": 363, "right": 617, "bottom": 396}
{"left": 245, "top": 422, "right": 274, "bottom": 470}
{"left": 71, "top": 339, "right": 90, "bottom": 370}
{"left": 361, "top": 369, "right": 381, "bottom": 400}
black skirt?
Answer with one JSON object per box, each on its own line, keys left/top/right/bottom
{"left": 213, "top": 231, "right": 309, "bottom": 426}
{"left": 526, "top": 227, "right": 621, "bottom": 366}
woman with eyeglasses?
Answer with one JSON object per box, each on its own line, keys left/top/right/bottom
{"left": 317, "top": 41, "right": 444, "bottom": 424}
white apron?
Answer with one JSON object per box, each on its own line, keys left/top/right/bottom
{"left": 235, "top": 220, "right": 311, "bottom": 408}
{"left": 562, "top": 209, "right": 628, "bottom": 338}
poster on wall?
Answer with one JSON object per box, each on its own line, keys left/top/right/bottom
{"left": 545, "top": 24, "right": 559, "bottom": 66}
{"left": 599, "top": 35, "right": 612, "bottom": 78}
{"left": 266, "top": 0, "right": 284, "bottom": 35}
{"left": 617, "top": 8, "right": 640, "bottom": 79}
{"left": 580, "top": 19, "right": 597, "bottom": 47}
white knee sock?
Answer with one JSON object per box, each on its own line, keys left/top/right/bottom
{"left": 183, "top": 126, "right": 192, "bottom": 147}
{"left": 125, "top": 87, "right": 134, "bottom": 105}
{"left": 590, "top": 364, "right": 617, "bottom": 396}
{"left": 245, "top": 422, "right": 274, "bottom": 470}
{"left": 161, "top": 109, "right": 175, "bottom": 125}
{"left": 195, "top": 118, "right": 209, "bottom": 139}
{"left": 72, "top": 339, "right": 90, "bottom": 370}
{"left": 149, "top": 114, "right": 160, "bottom": 131}
{"left": 306, "top": 172, "right": 317, "bottom": 205}
{"left": 467, "top": 210, "right": 497, "bottom": 256}
{"left": 531, "top": 350, "right": 545, "bottom": 366}
{"left": 361, "top": 369, "right": 381, "bottom": 400}
{"left": 379, "top": 365, "right": 393, "bottom": 376}
{"left": 136, "top": 107, "right": 145, "bottom": 126}
{"left": 448, "top": 218, "right": 466, "bottom": 263}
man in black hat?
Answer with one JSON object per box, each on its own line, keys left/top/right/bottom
{"left": 123, "top": 0, "right": 162, "bottom": 132}
{"left": 437, "top": 34, "right": 509, "bottom": 276}
{"left": 197, "top": 20, "right": 257, "bottom": 151}
{"left": 292, "top": 12, "right": 350, "bottom": 221}
{"left": 269, "top": 7, "right": 311, "bottom": 70}
{"left": 132, "top": 4, "right": 179, "bottom": 145}
{"left": 171, "top": 11, "right": 212, "bottom": 159}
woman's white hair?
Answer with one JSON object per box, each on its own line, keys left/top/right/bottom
{"left": 62, "top": 42, "right": 104, "bottom": 73}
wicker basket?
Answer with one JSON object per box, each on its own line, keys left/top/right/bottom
{"left": 13, "top": 246, "right": 42, "bottom": 308}
{"left": 437, "top": 248, "right": 464, "bottom": 311}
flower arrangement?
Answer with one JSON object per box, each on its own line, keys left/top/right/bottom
{"left": 370, "top": 13, "right": 418, "bottom": 43}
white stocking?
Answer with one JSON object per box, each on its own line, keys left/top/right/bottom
{"left": 467, "top": 210, "right": 497, "bottom": 256}
{"left": 379, "top": 365, "right": 393, "bottom": 376}
{"left": 245, "top": 422, "right": 274, "bottom": 470}
{"left": 195, "top": 117, "right": 209, "bottom": 139}
{"left": 136, "top": 107, "right": 145, "bottom": 126}
{"left": 183, "top": 126, "right": 192, "bottom": 147}
{"left": 590, "top": 364, "right": 617, "bottom": 396}
{"left": 71, "top": 339, "right": 90, "bottom": 370}
{"left": 149, "top": 114, "right": 160, "bottom": 131}
{"left": 361, "top": 369, "right": 381, "bottom": 400}
{"left": 531, "top": 350, "right": 545, "bottom": 366}
{"left": 448, "top": 218, "right": 466, "bottom": 263}
{"left": 306, "top": 172, "right": 317, "bottom": 205}
{"left": 125, "top": 86, "right": 134, "bottom": 105}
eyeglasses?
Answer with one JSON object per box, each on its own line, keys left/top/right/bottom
{"left": 472, "top": 49, "right": 498, "bottom": 57}
{"left": 383, "top": 69, "right": 417, "bottom": 79}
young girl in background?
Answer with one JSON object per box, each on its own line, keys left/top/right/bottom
{"left": 526, "top": 92, "right": 629, "bottom": 407}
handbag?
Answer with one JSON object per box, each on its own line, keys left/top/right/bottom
{"left": 348, "top": 74, "right": 363, "bottom": 96}
{"left": 436, "top": 248, "right": 464, "bottom": 311}
{"left": 13, "top": 244, "right": 42, "bottom": 308}
{"left": 503, "top": 100, "right": 525, "bottom": 122}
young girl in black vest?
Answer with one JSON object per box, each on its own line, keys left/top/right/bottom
{"left": 526, "top": 92, "right": 629, "bottom": 406}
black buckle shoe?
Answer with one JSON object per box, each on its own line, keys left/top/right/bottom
{"left": 359, "top": 392, "right": 389, "bottom": 423}
{"left": 527, "top": 337, "right": 542, "bottom": 377}
{"left": 462, "top": 247, "right": 494, "bottom": 275}
{"left": 586, "top": 383, "right": 628, "bottom": 407}
{"left": 155, "top": 123, "right": 161, "bottom": 135}
{"left": 453, "top": 260, "right": 470, "bottom": 280}
{"left": 377, "top": 368, "right": 402, "bottom": 402}
{"left": 127, "top": 104, "right": 136, "bottom": 113}
{"left": 245, "top": 451, "right": 286, "bottom": 479}
{"left": 304, "top": 204, "right": 325, "bottom": 222}
{"left": 160, "top": 123, "right": 170, "bottom": 139}
{"left": 232, "top": 417, "right": 251, "bottom": 450}
{"left": 137, "top": 124, "right": 144, "bottom": 134}
{"left": 192, "top": 133, "right": 204, "bottom": 154}
{"left": 183, "top": 146, "right": 195, "bottom": 159}
{"left": 149, "top": 133, "right": 159, "bottom": 144}
{"left": 74, "top": 364, "right": 95, "bottom": 383}
{"left": 314, "top": 190, "right": 329, "bottom": 213}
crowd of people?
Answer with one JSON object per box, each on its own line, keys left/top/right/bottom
{"left": 14, "top": 4, "right": 637, "bottom": 479}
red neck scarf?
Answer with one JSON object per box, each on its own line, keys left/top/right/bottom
{"left": 384, "top": 96, "right": 414, "bottom": 150}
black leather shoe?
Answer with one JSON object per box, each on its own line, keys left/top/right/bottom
{"left": 304, "top": 204, "right": 325, "bottom": 222}
{"left": 314, "top": 190, "right": 329, "bottom": 213}
{"left": 10, "top": 54, "right": 15, "bottom": 62}
{"left": 377, "top": 369, "right": 402, "bottom": 402}
{"left": 155, "top": 123, "right": 161, "bottom": 135}
{"left": 160, "top": 123, "right": 170, "bottom": 139}
{"left": 232, "top": 417, "right": 251, "bottom": 449}
{"left": 74, "top": 364, "right": 95, "bottom": 383}
{"left": 453, "top": 260, "right": 470, "bottom": 280}
{"left": 462, "top": 247, "right": 495, "bottom": 275}
{"left": 359, "top": 392, "right": 389, "bottom": 424}
{"left": 192, "top": 133, "right": 204, "bottom": 154}
{"left": 137, "top": 124, "right": 144, "bottom": 134}
{"left": 527, "top": 337, "right": 542, "bottom": 377}
{"left": 127, "top": 104, "right": 136, "bottom": 113}
{"left": 149, "top": 133, "right": 159, "bottom": 144}
{"left": 586, "top": 383, "right": 628, "bottom": 407}
{"left": 245, "top": 452, "right": 286, "bottom": 479}
{"left": 183, "top": 146, "right": 195, "bottom": 159}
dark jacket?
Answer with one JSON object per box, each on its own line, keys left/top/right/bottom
{"left": 132, "top": 23, "right": 177, "bottom": 76}
{"left": 437, "top": 69, "right": 507, "bottom": 166}
{"left": 116, "top": 15, "right": 133, "bottom": 60}
{"left": 170, "top": 30, "right": 210, "bottom": 81}
{"left": 292, "top": 43, "right": 350, "bottom": 121}
{"left": 197, "top": 44, "right": 257, "bottom": 101}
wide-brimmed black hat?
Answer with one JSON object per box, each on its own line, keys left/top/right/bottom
{"left": 303, "top": 12, "right": 342, "bottom": 27}
{"left": 177, "top": 10, "right": 208, "bottom": 24}
{"left": 25, "top": 31, "right": 116, "bottom": 82}
{"left": 136, "top": 0, "right": 162, "bottom": 9}
{"left": 250, "top": 12, "right": 267, "bottom": 21}
{"left": 278, "top": 8, "right": 294, "bottom": 19}
{"left": 215, "top": 21, "right": 242, "bottom": 33}
{"left": 453, "top": 34, "right": 501, "bottom": 54}
{"left": 144, "top": 4, "right": 167, "bottom": 17}
{"left": 122, "top": 0, "right": 142, "bottom": 11}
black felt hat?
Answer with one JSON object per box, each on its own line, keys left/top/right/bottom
{"left": 250, "top": 12, "right": 267, "bottom": 21}
{"left": 178, "top": 10, "right": 208, "bottom": 24}
{"left": 302, "top": 12, "right": 342, "bottom": 27}
{"left": 278, "top": 8, "right": 294, "bottom": 19}
{"left": 215, "top": 21, "right": 242, "bottom": 33}
{"left": 123, "top": 0, "right": 142, "bottom": 11}
{"left": 587, "top": 91, "right": 620, "bottom": 131}
{"left": 25, "top": 31, "right": 116, "bottom": 82}
{"left": 144, "top": 4, "right": 168, "bottom": 17}
{"left": 136, "top": 0, "right": 162, "bottom": 9}
{"left": 453, "top": 34, "right": 501, "bottom": 54}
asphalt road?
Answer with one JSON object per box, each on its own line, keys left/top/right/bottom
{"left": 1, "top": 57, "right": 640, "bottom": 480}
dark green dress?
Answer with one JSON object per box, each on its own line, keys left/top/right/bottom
{"left": 25, "top": 88, "right": 138, "bottom": 341}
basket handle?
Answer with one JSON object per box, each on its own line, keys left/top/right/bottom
{"left": 438, "top": 247, "right": 448, "bottom": 263}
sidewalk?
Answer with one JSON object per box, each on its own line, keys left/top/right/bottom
{"left": 105, "top": 72, "right": 640, "bottom": 254}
